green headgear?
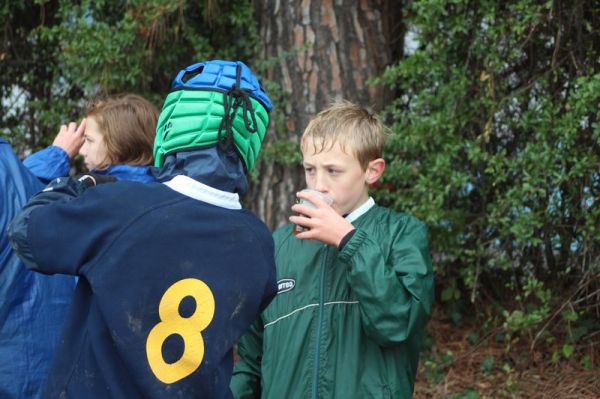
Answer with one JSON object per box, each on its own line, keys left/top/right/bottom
{"left": 153, "top": 60, "right": 272, "bottom": 172}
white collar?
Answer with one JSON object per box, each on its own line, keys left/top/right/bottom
{"left": 163, "top": 175, "right": 242, "bottom": 210}
{"left": 345, "top": 197, "right": 375, "bottom": 223}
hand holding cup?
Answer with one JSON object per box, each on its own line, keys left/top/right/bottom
{"left": 293, "top": 189, "right": 334, "bottom": 235}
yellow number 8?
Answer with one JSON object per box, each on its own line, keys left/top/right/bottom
{"left": 146, "top": 278, "right": 215, "bottom": 384}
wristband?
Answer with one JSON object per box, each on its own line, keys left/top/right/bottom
{"left": 338, "top": 229, "right": 357, "bottom": 250}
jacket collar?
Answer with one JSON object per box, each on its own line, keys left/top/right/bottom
{"left": 163, "top": 175, "right": 242, "bottom": 209}
{"left": 345, "top": 197, "right": 375, "bottom": 223}
{"left": 93, "top": 164, "right": 154, "bottom": 183}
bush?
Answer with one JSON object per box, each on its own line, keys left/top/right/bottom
{"left": 374, "top": 0, "right": 600, "bottom": 356}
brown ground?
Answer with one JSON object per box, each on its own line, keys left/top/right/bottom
{"left": 414, "top": 307, "right": 600, "bottom": 398}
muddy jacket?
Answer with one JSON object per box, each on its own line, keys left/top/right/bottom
{"left": 8, "top": 170, "right": 276, "bottom": 398}
{"left": 232, "top": 203, "right": 434, "bottom": 399}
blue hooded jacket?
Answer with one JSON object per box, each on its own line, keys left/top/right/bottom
{"left": 1, "top": 141, "right": 155, "bottom": 398}
{"left": 24, "top": 145, "right": 155, "bottom": 184}
{"left": 23, "top": 145, "right": 71, "bottom": 184}
{"left": 0, "top": 138, "right": 77, "bottom": 399}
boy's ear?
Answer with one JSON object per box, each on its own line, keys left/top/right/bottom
{"left": 366, "top": 158, "right": 385, "bottom": 185}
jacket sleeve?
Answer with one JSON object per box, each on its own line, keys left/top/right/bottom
{"left": 8, "top": 176, "right": 98, "bottom": 274}
{"left": 230, "top": 319, "right": 264, "bottom": 399}
{"left": 0, "top": 138, "right": 44, "bottom": 317}
{"left": 22, "top": 146, "right": 71, "bottom": 184}
{"left": 338, "top": 216, "right": 434, "bottom": 346}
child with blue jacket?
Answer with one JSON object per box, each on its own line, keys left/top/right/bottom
{"left": 24, "top": 93, "right": 158, "bottom": 184}
{"left": 0, "top": 93, "right": 158, "bottom": 398}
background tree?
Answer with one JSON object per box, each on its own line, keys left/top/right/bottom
{"left": 248, "top": 0, "right": 404, "bottom": 228}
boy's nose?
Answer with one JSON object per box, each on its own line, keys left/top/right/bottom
{"left": 313, "top": 173, "right": 328, "bottom": 192}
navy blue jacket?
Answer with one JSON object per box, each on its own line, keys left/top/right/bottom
{"left": 9, "top": 174, "right": 277, "bottom": 398}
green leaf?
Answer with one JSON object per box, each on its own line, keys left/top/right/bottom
{"left": 480, "top": 355, "right": 495, "bottom": 374}
{"left": 441, "top": 287, "right": 454, "bottom": 302}
{"left": 562, "top": 344, "right": 574, "bottom": 359}
{"left": 580, "top": 355, "right": 593, "bottom": 371}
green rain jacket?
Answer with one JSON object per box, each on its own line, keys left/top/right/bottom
{"left": 232, "top": 204, "right": 434, "bottom": 399}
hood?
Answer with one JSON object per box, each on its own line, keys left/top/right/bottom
{"left": 151, "top": 146, "right": 248, "bottom": 195}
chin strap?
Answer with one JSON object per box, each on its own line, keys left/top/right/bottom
{"left": 217, "top": 63, "right": 260, "bottom": 152}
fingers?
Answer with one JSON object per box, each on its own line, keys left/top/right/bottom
{"left": 290, "top": 214, "right": 317, "bottom": 240}
{"left": 289, "top": 213, "right": 313, "bottom": 227}
{"left": 56, "top": 121, "right": 81, "bottom": 138}
{"left": 291, "top": 203, "right": 314, "bottom": 217}
{"left": 58, "top": 124, "right": 68, "bottom": 136}
{"left": 52, "top": 119, "right": 86, "bottom": 159}
{"left": 53, "top": 125, "right": 67, "bottom": 144}
{"left": 75, "top": 118, "right": 86, "bottom": 136}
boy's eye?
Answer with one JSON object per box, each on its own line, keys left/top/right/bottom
{"left": 304, "top": 167, "right": 314, "bottom": 174}
{"left": 327, "top": 168, "right": 339, "bottom": 175}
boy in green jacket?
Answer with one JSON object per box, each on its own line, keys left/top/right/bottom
{"left": 232, "top": 100, "right": 434, "bottom": 399}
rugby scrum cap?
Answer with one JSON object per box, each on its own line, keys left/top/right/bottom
{"left": 153, "top": 60, "right": 273, "bottom": 172}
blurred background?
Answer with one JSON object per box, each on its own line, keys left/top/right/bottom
{"left": 1, "top": 1, "right": 598, "bottom": 397}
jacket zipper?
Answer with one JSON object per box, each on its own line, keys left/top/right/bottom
{"left": 311, "top": 247, "right": 329, "bottom": 399}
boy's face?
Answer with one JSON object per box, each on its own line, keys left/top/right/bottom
{"left": 79, "top": 116, "right": 109, "bottom": 171}
{"left": 302, "top": 139, "right": 371, "bottom": 216}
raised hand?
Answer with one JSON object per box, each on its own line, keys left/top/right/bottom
{"left": 52, "top": 118, "right": 86, "bottom": 159}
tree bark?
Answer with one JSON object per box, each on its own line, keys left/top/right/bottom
{"left": 248, "top": 0, "right": 403, "bottom": 229}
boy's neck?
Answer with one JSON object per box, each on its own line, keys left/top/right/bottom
{"left": 345, "top": 197, "right": 375, "bottom": 222}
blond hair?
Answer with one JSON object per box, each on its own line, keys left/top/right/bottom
{"left": 85, "top": 94, "right": 158, "bottom": 166}
{"left": 301, "top": 100, "right": 385, "bottom": 170}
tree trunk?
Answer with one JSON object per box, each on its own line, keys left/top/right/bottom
{"left": 248, "top": 0, "right": 403, "bottom": 229}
